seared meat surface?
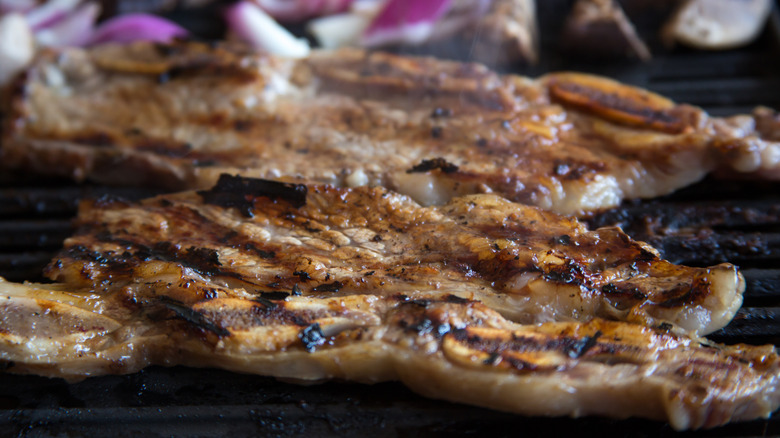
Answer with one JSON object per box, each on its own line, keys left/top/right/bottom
{"left": 2, "top": 176, "right": 774, "bottom": 430}
{"left": 3, "top": 41, "right": 779, "bottom": 215}
{"left": 46, "top": 175, "right": 743, "bottom": 336}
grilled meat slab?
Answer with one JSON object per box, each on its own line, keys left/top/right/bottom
{"left": 2, "top": 176, "right": 772, "bottom": 430}
{"left": 3, "top": 41, "right": 779, "bottom": 215}
{"left": 44, "top": 175, "right": 742, "bottom": 336}
{"left": 2, "top": 280, "right": 778, "bottom": 431}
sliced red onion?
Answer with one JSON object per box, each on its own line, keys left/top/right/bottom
{"left": 226, "top": 1, "right": 310, "bottom": 57}
{"left": 0, "top": 12, "right": 34, "bottom": 84}
{"left": 361, "top": 0, "right": 452, "bottom": 46}
{"left": 88, "top": 13, "right": 188, "bottom": 45}
{"left": 24, "top": 0, "right": 81, "bottom": 30}
{"left": 254, "top": 0, "right": 354, "bottom": 23}
{"left": 35, "top": 1, "right": 100, "bottom": 48}
{"left": 0, "top": 0, "right": 37, "bottom": 14}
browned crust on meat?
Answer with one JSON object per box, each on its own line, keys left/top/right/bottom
{"left": 41, "top": 176, "right": 743, "bottom": 336}
{"left": 3, "top": 41, "right": 780, "bottom": 215}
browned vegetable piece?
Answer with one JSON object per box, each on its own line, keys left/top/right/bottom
{"left": 560, "top": 0, "right": 651, "bottom": 61}
{"left": 463, "top": 0, "right": 539, "bottom": 66}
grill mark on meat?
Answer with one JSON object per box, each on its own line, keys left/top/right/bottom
{"left": 159, "top": 296, "right": 230, "bottom": 337}
{"left": 45, "top": 177, "right": 745, "bottom": 337}
{"left": 312, "top": 53, "right": 512, "bottom": 111}
{"left": 259, "top": 291, "right": 290, "bottom": 301}
{"left": 199, "top": 174, "right": 307, "bottom": 217}
{"left": 0, "top": 178, "right": 776, "bottom": 430}
{"left": 407, "top": 158, "right": 460, "bottom": 174}
{"left": 447, "top": 327, "right": 635, "bottom": 372}
{"left": 134, "top": 138, "right": 193, "bottom": 158}
{"left": 657, "top": 277, "right": 711, "bottom": 309}
{"left": 93, "top": 45, "right": 260, "bottom": 83}
{"left": 6, "top": 42, "right": 780, "bottom": 218}
{"left": 312, "top": 281, "right": 343, "bottom": 293}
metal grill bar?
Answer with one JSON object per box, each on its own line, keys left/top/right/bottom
{"left": 0, "top": 219, "right": 72, "bottom": 250}
{"left": 710, "top": 307, "right": 780, "bottom": 343}
{"left": 588, "top": 198, "right": 780, "bottom": 232}
{"left": 0, "top": 186, "right": 159, "bottom": 218}
{"left": 1, "top": 366, "right": 778, "bottom": 437}
{"left": 642, "top": 231, "right": 780, "bottom": 267}
{"left": 744, "top": 269, "right": 780, "bottom": 299}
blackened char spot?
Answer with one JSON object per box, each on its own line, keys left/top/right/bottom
{"left": 180, "top": 246, "right": 222, "bottom": 276}
{"left": 407, "top": 158, "right": 459, "bottom": 174}
{"left": 431, "top": 107, "right": 453, "bottom": 118}
{"left": 601, "top": 283, "right": 646, "bottom": 301}
{"left": 72, "top": 132, "right": 114, "bottom": 147}
{"left": 404, "top": 317, "right": 451, "bottom": 337}
{"left": 299, "top": 323, "right": 326, "bottom": 352}
{"left": 193, "top": 160, "right": 218, "bottom": 167}
{"left": 312, "top": 281, "right": 343, "bottom": 293}
{"left": 291, "top": 284, "right": 302, "bottom": 296}
{"left": 567, "top": 331, "right": 602, "bottom": 358}
{"left": 243, "top": 243, "right": 275, "bottom": 259}
{"left": 65, "top": 245, "right": 111, "bottom": 265}
{"left": 445, "top": 295, "right": 470, "bottom": 304}
{"left": 483, "top": 352, "right": 500, "bottom": 365}
{"left": 253, "top": 296, "right": 278, "bottom": 308}
{"left": 293, "top": 271, "right": 311, "bottom": 281}
{"left": 260, "top": 291, "right": 290, "bottom": 300}
{"left": 409, "top": 299, "right": 431, "bottom": 307}
{"left": 233, "top": 120, "right": 252, "bottom": 131}
{"left": 135, "top": 139, "right": 193, "bottom": 158}
{"left": 556, "top": 235, "right": 571, "bottom": 245}
{"left": 198, "top": 174, "right": 307, "bottom": 217}
{"left": 657, "top": 284, "right": 699, "bottom": 308}
{"left": 160, "top": 296, "right": 229, "bottom": 337}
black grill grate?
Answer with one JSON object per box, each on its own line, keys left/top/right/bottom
{"left": 3, "top": 2, "right": 780, "bottom": 436}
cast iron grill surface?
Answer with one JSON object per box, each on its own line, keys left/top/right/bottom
{"left": 4, "top": 3, "right": 780, "bottom": 437}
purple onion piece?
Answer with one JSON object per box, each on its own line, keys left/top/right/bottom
{"left": 34, "top": 1, "right": 99, "bottom": 48}
{"left": 255, "top": 0, "right": 354, "bottom": 23}
{"left": 361, "top": 0, "right": 452, "bottom": 46}
{"left": 88, "top": 13, "right": 189, "bottom": 45}
{"left": 0, "top": 0, "right": 37, "bottom": 14}
{"left": 24, "top": 0, "right": 81, "bottom": 30}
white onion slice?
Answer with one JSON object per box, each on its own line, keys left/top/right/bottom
{"left": 88, "top": 13, "right": 188, "bottom": 45}
{"left": 24, "top": 0, "right": 81, "bottom": 30}
{"left": 307, "top": 12, "right": 371, "bottom": 49}
{"left": 35, "top": 1, "right": 100, "bottom": 48}
{"left": 225, "top": 1, "right": 310, "bottom": 58}
{"left": 0, "top": 12, "right": 34, "bottom": 84}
